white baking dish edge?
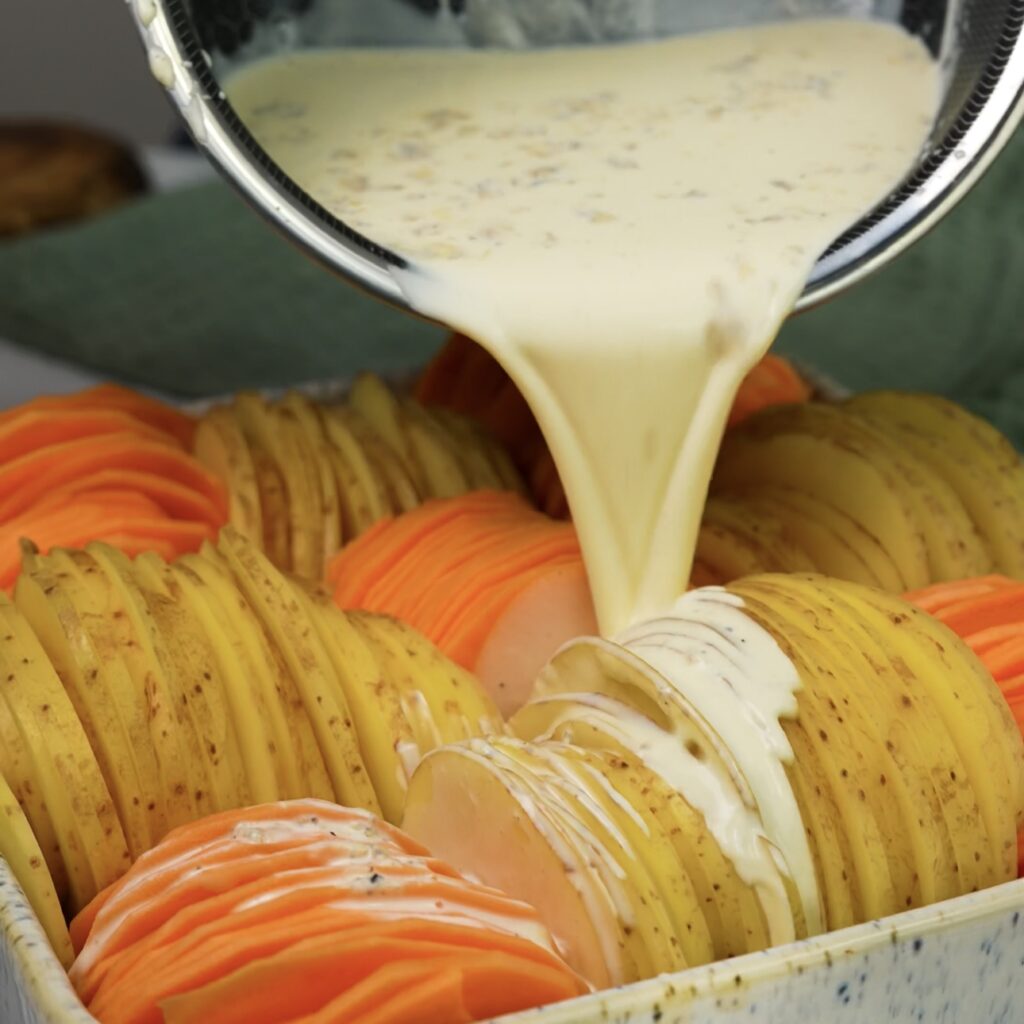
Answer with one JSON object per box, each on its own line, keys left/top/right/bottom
{"left": 3, "top": 863, "right": 1022, "bottom": 1024}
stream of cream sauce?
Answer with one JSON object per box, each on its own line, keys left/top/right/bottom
{"left": 228, "top": 19, "right": 939, "bottom": 949}
{"left": 229, "top": 18, "right": 938, "bottom": 636}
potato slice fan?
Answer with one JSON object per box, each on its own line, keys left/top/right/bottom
{"left": 131, "top": 0, "right": 1024, "bottom": 313}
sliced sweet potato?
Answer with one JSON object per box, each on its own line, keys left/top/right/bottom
{"left": 0, "top": 435, "right": 227, "bottom": 521}
{"left": 0, "top": 385, "right": 196, "bottom": 446}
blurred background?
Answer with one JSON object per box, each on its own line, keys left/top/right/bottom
{"left": 1, "top": 1, "right": 1024, "bottom": 447}
{"left": 1, "top": 1, "right": 177, "bottom": 145}
{"left": 0, "top": 0, "right": 445, "bottom": 406}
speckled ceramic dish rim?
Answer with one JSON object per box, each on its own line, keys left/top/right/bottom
{"left": 3, "top": 863, "right": 1022, "bottom": 1024}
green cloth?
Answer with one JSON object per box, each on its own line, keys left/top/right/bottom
{"left": 0, "top": 126, "right": 1022, "bottom": 437}
{"left": 0, "top": 185, "right": 445, "bottom": 398}
{"left": 775, "top": 125, "right": 1024, "bottom": 445}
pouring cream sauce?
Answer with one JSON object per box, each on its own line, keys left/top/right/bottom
{"left": 230, "top": 17, "right": 938, "bottom": 636}
{"left": 229, "top": 20, "right": 939, "bottom": 958}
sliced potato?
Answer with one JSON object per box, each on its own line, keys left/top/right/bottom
{"left": 192, "top": 407, "right": 262, "bottom": 548}
{"left": 349, "top": 373, "right": 425, "bottom": 491}
{"left": 404, "top": 738, "right": 626, "bottom": 989}
{"left": 399, "top": 401, "right": 471, "bottom": 499}
{"left": 181, "top": 551, "right": 331, "bottom": 801}
{"left": 124, "top": 548, "right": 251, "bottom": 815}
{"left": 16, "top": 553, "right": 159, "bottom": 858}
{"left": 349, "top": 611, "right": 504, "bottom": 745}
{"left": 0, "top": 771, "right": 73, "bottom": 966}
{"left": 321, "top": 408, "right": 393, "bottom": 533}
{"left": 279, "top": 392, "right": 342, "bottom": 569}
{"left": 217, "top": 528, "right": 379, "bottom": 814}
{"left": 297, "top": 590, "right": 418, "bottom": 823}
{"left": 0, "top": 596, "right": 130, "bottom": 910}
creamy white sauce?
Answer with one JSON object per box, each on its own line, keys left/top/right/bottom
{"left": 616, "top": 588, "right": 819, "bottom": 935}
{"left": 395, "top": 739, "right": 423, "bottom": 788}
{"left": 229, "top": 19, "right": 938, "bottom": 635}
{"left": 399, "top": 690, "right": 444, "bottom": 750}
{"left": 148, "top": 48, "right": 176, "bottom": 89}
{"left": 529, "top": 658, "right": 798, "bottom": 944}
{"left": 134, "top": 0, "right": 157, "bottom": 29}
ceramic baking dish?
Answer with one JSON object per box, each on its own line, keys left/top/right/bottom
{"left": 3, "top": 861, "right": 1022, "bottom": 1024}
{"left": 3, "top": 369, "right": 1022, "bottom": 1023}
